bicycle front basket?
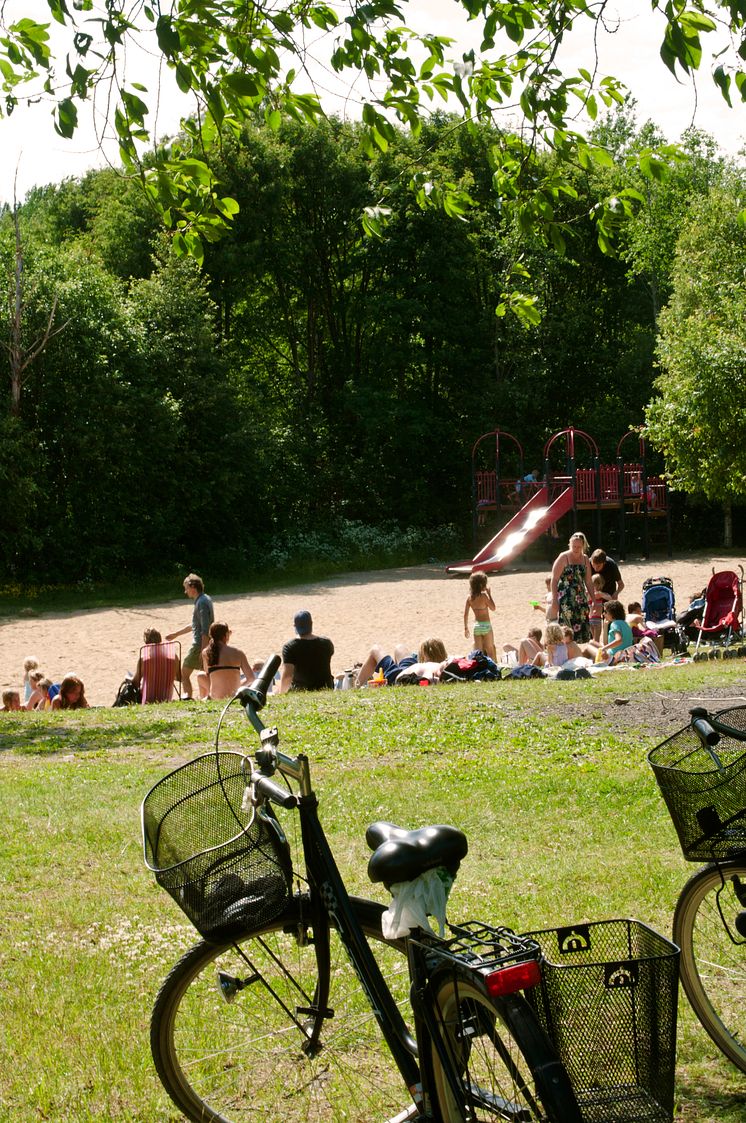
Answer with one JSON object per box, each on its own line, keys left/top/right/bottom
{"left": 648, "top": 705, "right": 746, "bottom": 861}
{"left": 142, "top": 751, "right": 292, "bottom": 941}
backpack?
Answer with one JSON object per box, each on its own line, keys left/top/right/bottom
{"left": 441, "top": 651, "right": 503, "bottom": 683}
{"left": 509, "top": 664, "right": 546, "bottom": 679}
{"left": 113, "top": 679, "right": 141, "bottom": 707}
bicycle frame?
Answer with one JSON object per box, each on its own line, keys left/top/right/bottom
{"left": 246, "top": 707, "right": 426, "bottom": 1107}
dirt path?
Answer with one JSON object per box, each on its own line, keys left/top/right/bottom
{"left": 1, "top": 553, "right": 742, "bottom": 706}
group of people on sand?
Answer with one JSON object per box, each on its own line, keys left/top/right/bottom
{"left": 131, "top": 574, "right": 337, "bottom": 703}
{"left": 456, "top": 533, "right": 666, "bottom": 675}
{"left": 2, "top": 571, "right": 338, "bottom": 711}
{"left": 1, "top": 655, "right": 89, "bottom": 713}
{"left": 1, "top": 538, "right": 696, "bottom": 711}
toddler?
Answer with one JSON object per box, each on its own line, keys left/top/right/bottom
{"left": 589, "top": 574, "right": 611, "bottom": 642}
{"left": 22, "top": 655, "right": 39, "bottom": 705}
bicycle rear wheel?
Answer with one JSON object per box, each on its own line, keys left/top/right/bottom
{"left": 428, "top": 970, "right": 582, "bottom": 1122}
{"left": 151, "top": 895, "right": 411, "bottom": 1123}
{"left": 673, "top": 860, "right": 746, "bottom": 1073}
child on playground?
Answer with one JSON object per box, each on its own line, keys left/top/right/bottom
{"left": 589, "top": 573, "right": 611, "bottom": 641}
{"left": 464, "top": 570, "right": 497, "bottom": 660}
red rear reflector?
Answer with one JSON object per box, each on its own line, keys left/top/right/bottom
{"left": 485, "top": 960, "right": 542, "bottom": 997}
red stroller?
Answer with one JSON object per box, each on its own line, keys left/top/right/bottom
{"left": 694, "top": 566, "right": 744, "bottom": 653}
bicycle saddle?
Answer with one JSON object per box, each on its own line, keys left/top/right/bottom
{"left": 365, "top": 821, "right": 468, "bottom": 887}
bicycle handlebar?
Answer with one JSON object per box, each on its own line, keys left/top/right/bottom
{"left": 253, "top": 773, "right": 298, "bottom": 809}
{"left": 690, "top": 707, "right": 721, "bottom": 748}
{"left": 236, "top": 654, "right": 281, "bottom": 712}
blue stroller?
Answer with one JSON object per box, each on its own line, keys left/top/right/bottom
{"left": 642, "top": 577, "right": 688, "bottom": 654}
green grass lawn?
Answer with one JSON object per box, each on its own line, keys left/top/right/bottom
{"left": 1, "top": 663, "right": 745, "bottom": 1121}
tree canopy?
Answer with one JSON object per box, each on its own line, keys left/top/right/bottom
{"left": 1, "top": 104, "right": 741, "bottom": 582}
{"left": 646, "top": 185, "right": 746, "bottom": 505}
{"left": 2, "top": 1, "right": 745, "bottom": 277}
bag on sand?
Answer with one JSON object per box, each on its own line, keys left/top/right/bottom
{"left": 113, "top": 679, "right": 141, "bottom": 707}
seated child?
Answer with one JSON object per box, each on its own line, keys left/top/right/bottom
{"left": 503, "top": 627, "right": 545, "bottom": 666}
{"left": 560, "top": 626, "right": 598, "bottom": 662}
{"left": 627, "top": 601, "right": 664, "bottom": 656}
{"left": 597, "top": 601, "right": 636, "bottom": 664}
{"left": 533, "top": 623, "right": 569, "bottom": 668}
{"left": 26, "top": 673, "right": 52, "bottom": 710}
{"left": 1, "top": 690, "right": 22, "bottom": 712}
{"left": 519, "top": 626, "right": 544, "bottom": 665}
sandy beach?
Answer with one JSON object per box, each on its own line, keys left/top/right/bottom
{"left": 1, "top": 553, "right": 742, "bottom": 706}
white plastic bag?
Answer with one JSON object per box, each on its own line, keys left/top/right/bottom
{"left": 381, "top": 867, "right": 455, "bottom": 939}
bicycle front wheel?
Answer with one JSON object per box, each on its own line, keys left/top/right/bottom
{"left": 674, "top": 860, "right": 746, "bottom": 1073}
{"left": 428, "top": 971, "right": 582, "bottom": 1122}
{"left": 151, "top": 895, "right": 411, "bottom": 1123}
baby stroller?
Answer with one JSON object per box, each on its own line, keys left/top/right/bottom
{"left": 694, "top": 566, "right": 745, "bottom": 654}
{"left": 642, "top": 576, "right": 688, "bottom": 654}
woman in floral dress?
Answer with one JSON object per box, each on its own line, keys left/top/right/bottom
{"left": 549, "top": 532, "right": 595, "bottom": 644}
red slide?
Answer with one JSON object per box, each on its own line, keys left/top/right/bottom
{"left": 446, "top": 487, "right": 574, "bottom": 575}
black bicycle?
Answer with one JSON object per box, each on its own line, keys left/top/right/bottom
{"left": 649, "top": 704, "right": 746, "bottom": 1073}
{"left": 142, "top": 655, "right": 582, "bottom": 1123}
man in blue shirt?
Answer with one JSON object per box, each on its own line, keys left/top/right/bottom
{"left": 166, "top": 573, "right": 214, "bottom": 699}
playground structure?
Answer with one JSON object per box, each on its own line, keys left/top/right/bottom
{"left": 447, "top": 426, "right": 671, "bottom": 576}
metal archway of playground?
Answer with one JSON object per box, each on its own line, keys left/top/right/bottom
{"left": 447, "top": 426, "right": 670, "bottom": 575}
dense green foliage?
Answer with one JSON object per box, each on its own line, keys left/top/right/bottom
{"left": 0, "top": 109, "right": 743, "bottom": 582}
{"left": 647, "top": 185, "right": 746, "bottom": 504}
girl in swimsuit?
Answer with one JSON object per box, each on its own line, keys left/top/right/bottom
{"left": 464, "top": 570, "right": 497, "bottom": 661}
{"left": 197, "top": 622, "right": 254, "bottom": 700}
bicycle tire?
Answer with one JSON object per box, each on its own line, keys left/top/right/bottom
{"left": 151, "top": 895, "right": 412, "bottom": 1123}
{"left": 673, "top": 859, "right": 746, "bottom": 1073}
{"left": 428, "top": 970, "right": 582, "bottom": 1122}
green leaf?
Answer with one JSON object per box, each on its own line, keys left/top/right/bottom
{"left": 215, "top": 196, "right": 240, "bottom": 218}
{"left": 184, "top": 229, "right": 204, "bottom": 265}
{"left": 174, "top": 63, "right": 192, "bottom": 94}
{"left": 155, "top": 15, "right": 180, "bottom": 57}
{"left": 224, "top": 72, "right": 260, "bottom": 98}
{"left": 548, "top": 224, "right": 566, "bottom": 254}
{"left": 54, "top": 96, "right": 77, "bottom": 138}
{"left": 713, "top": 65, "right": 732, "bottom": 107}
{"left": 361, "top": 204, "right": 391, "bottom": 238}
{"left": 176, "top": 158, "right": 213, "bottom": 186}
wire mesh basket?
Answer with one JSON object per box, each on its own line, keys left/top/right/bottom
{"left": 648, "top": 705, "right": 746, "bottom": 861}
{"left": 142, "top": 751, "right": 292, "bottom": 941}
{"left": 523, "top": 919, "right": 679, "bottom": 1123}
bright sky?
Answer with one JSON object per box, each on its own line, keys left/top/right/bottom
{"left": 1, "top": 0, "right": 743, "bottom": 207}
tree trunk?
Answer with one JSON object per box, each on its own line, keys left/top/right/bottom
{"left": 723, "top": 499, "right": 733, "bottom": 548}
{"left": 9, "top": 203, "right": 24, "bottom": 417}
